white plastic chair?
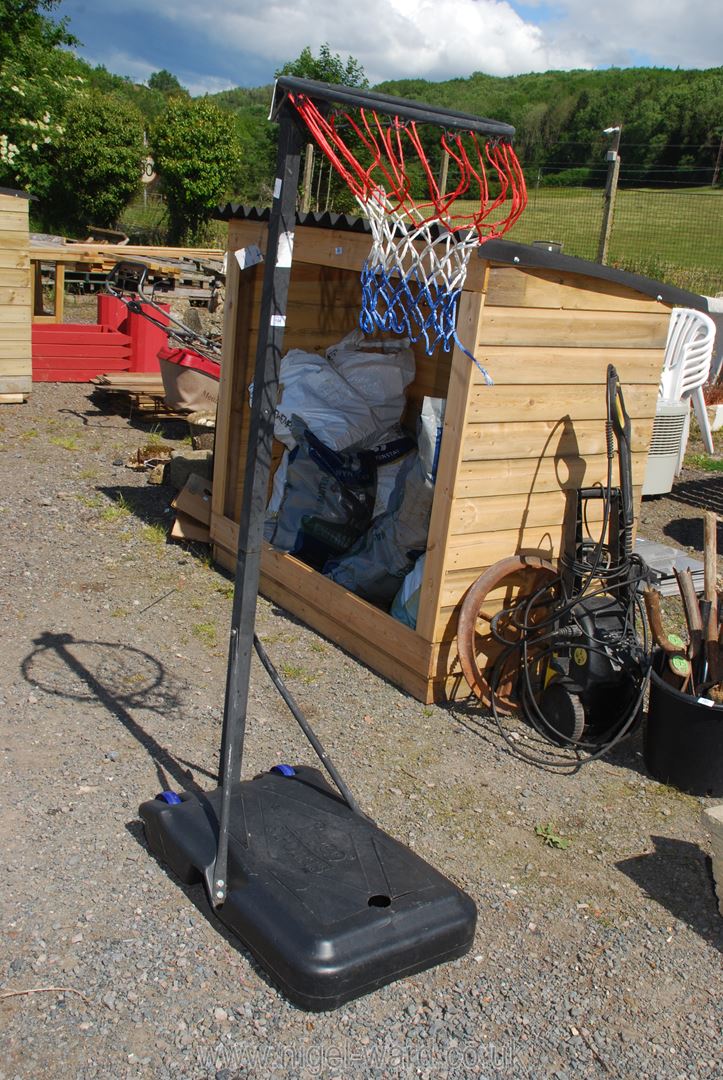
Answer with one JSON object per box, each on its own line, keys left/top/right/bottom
{"left": 657, "top": 307, "right": 716, "bottom": 471}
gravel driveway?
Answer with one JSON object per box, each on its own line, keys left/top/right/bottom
{"left": 0, "top": 383, "right": 721, "bottom": 1080}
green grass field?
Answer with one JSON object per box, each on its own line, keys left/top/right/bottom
{"left": 120, "top": 184, "right": 722, "bottom": 295}
{"left": 501, "top": 186, "right": 723, "bottom": 294}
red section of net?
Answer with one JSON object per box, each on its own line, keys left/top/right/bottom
{"left": 288, "top": 91, "right": 527, "bottom": 239}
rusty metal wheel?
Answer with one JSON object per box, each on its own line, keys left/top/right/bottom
{"left": 457, "top": 556, "right": 559, "bottom": 711}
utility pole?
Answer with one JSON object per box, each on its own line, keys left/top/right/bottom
{"left": 301, "top": 143, "right": 315, "bottom": 213}
{"left": 597, "top": 124, "right": 622, "bottom": 265}
{"left": 438, "top": 149, "right": 449, "bottom": 198}
{"left": 712, "top": 131, "right": 723, "bottom": 188}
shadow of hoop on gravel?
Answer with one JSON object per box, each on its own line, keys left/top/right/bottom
{"left": 22, "top": 631, "right": 285, "bottom": 999}
{"left": 616, "top": 836, "right": 722, "bottom": 953}
{"left": 21, "top": 630, "right": 208, "bottom": 795}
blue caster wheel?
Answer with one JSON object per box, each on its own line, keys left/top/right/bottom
{"left": 156, "top": 790, "right": 182, "bottom": 805}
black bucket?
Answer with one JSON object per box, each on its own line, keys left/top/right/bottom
{"left": 644, "top": 651, "right": 723, "bottom": 796}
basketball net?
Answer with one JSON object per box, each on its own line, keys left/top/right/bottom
{"left": 287, "top": 91, "right": 527, "bottom": 379}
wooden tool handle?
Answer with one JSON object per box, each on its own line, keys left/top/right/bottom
{"left": 703, "top": 513, "right": 720, "bottom": 685}
{"left": 713, "top": 607, "right": 723, "bottom": 698}
{"left": 673, "top": 567, "right": 703, "bottom": 660}
{"left": 643, "top": 587, "right": 685, "bottom": 654}
{"left": 661, "top": 653, "right": 692, "bottom": 692}
{"left": 704, "top": 511, "right": 718, "bottom": 603}
{"left": 706, "top": 606, "right": 720, "bottom": 686}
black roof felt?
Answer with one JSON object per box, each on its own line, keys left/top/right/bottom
{"left": 0, "top": 187, "right": 34, "bottom": 200}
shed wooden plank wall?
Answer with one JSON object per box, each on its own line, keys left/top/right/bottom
{"left": 421, "top": 264, "right": 669, "bottom": 698}
{"left": 0, "top": 192, "right": 32, "bottom": 400}
{"left": 211, "top": 220, "right": 669, "bottom": 702}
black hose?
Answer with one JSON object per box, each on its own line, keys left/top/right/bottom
{"left": 487, "top": 639, "right": 650, "bottom": 772}
{"left": 485, "top": 552, "right": 648, "bottom": 769}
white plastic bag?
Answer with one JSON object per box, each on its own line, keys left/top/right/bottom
{"left": 273, "top": 331, "right": 415, "bottom": 452}
{"left": 390, "top": 554, "right": 426, "bottom": 629}
{"left": 273, "top": 351, "right": 376, "bottom": 450}
{"left": 326, "top": 328, "right": 415, "bottom": 434}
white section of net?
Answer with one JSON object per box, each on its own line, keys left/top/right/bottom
{"left": 353, "top": 190, "right": 492, "bottom": 375}
{"left": 359, "top": 192, "right": 480, "bottom": 298}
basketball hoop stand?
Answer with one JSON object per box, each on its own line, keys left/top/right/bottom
{"left": 136, "top": 78, "right": 523, "bottom": 1010}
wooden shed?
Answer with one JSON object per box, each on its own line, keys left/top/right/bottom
{"left": 210, "top": 208, "right": 705, "bottom": 703}
{"left": 0, "top": 188, "right": 32, "bottom": 402}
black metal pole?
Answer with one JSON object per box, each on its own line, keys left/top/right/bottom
{"left": 252, "top": 634, "right": 366, "bottom": 818}
{"left": 212, "top": 107, "right": 304, "bottom": 905}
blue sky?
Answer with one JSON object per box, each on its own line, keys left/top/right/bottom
{"left": 52, "top": 0, "right": 722, "bottom": 96}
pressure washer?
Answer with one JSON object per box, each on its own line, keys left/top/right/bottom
{"left": 530, "top": 364, "right": 649, "bottom": 747}
{"left": 462, "top": 364, "right": 651, "bottom": 767}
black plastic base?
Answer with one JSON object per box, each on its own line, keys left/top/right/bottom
{"left": 139, "top": 767, "right": 476, "bottom": 1010}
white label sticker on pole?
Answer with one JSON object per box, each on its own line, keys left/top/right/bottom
{"left": 697, "top": 697, "right": 715, "bottom": 707}
{"left": 273, "top": 178, "right": 282, "bottom": 200}
{"left": 234, "top": 245, "right": 264, "bottom": 270}
{"left": 270, "top": 314, "right": 286, "bottom": 327}
{"left": 277, "top": 231, "right": 295, "bottom": 268}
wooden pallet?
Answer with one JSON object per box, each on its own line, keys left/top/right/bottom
{"left": 30, "top": 240, "right": 224, "bottom": 323}
{"left": 90, "top": 372, "right": 190, "bottom": 419}
{"left": 92, "top": 372, "right": 165, "bottom": 391}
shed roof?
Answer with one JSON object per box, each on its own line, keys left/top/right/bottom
{"left": 0, "top": 187, "right": 35, "bottom": 200}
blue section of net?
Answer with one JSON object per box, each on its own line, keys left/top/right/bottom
{"left": 359, "top": 261, "right": 493, "bottom": 384}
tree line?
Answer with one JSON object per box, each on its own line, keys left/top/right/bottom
{"left": 1, "top": 2, "right": 721, "bottom": 244}
{"left": 373, "top": 68, "right": 723, "bottom": 189}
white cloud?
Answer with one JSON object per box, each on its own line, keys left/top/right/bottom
{"left": 544, "top": 0, "right": 723, "bottom": 70}
{"left": 58, "top": 0, "right": 723, "bottom": 94}
{"left": 95, "top": 50, "right": 157, "bottom": 86}
{"left": 175, "top": 74, "right": 241, "bottom": 97}
{"left": 154, "top": 0, "right": 594, "bottom": 82}
{"left": 76, "top": 45, "right": 244, "bottom": 98}
{"left": 154, "top": 0, "right": 723, "bottom": 80}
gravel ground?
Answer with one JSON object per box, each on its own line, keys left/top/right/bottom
{"left": 0, "top": 382, "right": 721, "bottom": 1080}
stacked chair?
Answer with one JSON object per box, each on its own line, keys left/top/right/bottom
{"left": 642, "top": 307, "right": 716, "bottom": 496}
